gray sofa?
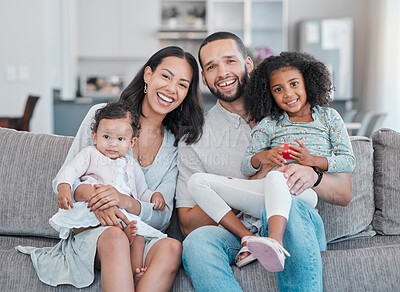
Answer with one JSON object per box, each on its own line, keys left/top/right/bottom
{"left": 1, "top": 126, "right": 400, "bottom": 291}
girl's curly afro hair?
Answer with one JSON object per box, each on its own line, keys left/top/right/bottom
{"left": 244, "top": 51, "right": 333, "bottom": 123}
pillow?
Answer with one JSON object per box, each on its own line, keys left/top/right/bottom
{"left": 0, "top": 128, "right": 73, "bottom": 238}
{"left": 372, "top": 128, "right": 400, "bottom": 235}
{"left": 317, "top": 136, "right": 376, "bottom": 243}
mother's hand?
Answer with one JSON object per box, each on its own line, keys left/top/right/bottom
{"left": 87, "top": 184, "right": 123, "bottom": 212}
{"left": 93, "top": 206, "right": 130, "bottom": 229}
{"left": 276, "top": 164, "right": 318, "bottom": 196}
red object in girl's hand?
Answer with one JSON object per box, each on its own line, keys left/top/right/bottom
{"left": 283, "top": 144, "right": 294, "bottom": 159}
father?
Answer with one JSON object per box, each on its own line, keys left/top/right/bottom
{"left": 176, "top": 32, "right": 352, "bottom": 291}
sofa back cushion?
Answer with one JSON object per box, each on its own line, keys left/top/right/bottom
{"left": 0, "top": 128, "right": 73, "bottom": 238}
{"left": 372, "top": 128, "right": 400, "bottom": 235}
{"left": 317, "top": 136, "right": 376, "bottom": 243}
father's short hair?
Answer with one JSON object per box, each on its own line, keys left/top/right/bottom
{"left": 198, "top": 31, "right": 248, "bottom": 69}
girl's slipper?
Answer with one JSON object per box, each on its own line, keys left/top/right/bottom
{"left": 235, "top": 236, "right": 257, "bottom": 268}
{"left": 247, "top": 237, "right": 290, "bottom": 272}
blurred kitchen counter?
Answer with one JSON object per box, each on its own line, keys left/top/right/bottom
{"left": 54, "top": 97, "right": 117, "bottom": 136}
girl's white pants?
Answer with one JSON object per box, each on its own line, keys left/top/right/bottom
{"left": 187, "top": 170, "right": 318, "bottom": 223}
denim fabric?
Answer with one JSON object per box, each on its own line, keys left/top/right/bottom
{"left": 182, "top": 198, "right": 326, "bottom": 292}
{"left": 260, "top": 198, "right": 327, "bottom": 292}
{"left": 182, "top": 226, "right": 243, "bottom": 292}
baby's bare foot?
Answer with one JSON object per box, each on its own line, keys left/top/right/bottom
{"left": 123, "top": 220, "right": 137, "bottom": 245}
{"left": 134, "top": 267, "right": 148, "bottom": 285}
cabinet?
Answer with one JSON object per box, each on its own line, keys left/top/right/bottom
{"left": 160, "top": 0, "right": 207, "bottom": 32}
{"left": 159, "top": 0, "right": 287, "bottom": 62}
{"left": 207, "top": 0, "right": 287, "bottom": 60}
{"left": 77, "top": 0, "right": 160, "bottom": 59}
{"left": 159, "top": 0, "right": 208, "bottom": 60}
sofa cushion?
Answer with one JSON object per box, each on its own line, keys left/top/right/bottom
{"left": 372, "top": 128, "right": 400, "bottom": 235}
{"left": 328, "top": 234, "right": 400, "bottom": 251}
{"left": 317, "top": 136, "right": 375, "bottom": 243}
{"left": 0, "top": 128, "right": 73, "bottom": 238}
{"left": 322, "top": 245, "right": 400, "bottom": 291}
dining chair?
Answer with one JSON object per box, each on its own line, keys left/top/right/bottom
{"left": 365, "top": 113, "right": 388, "bottom": 137}
{"left": 355, "top": 110, "right": 374, "bottom": 136}
{"left": 0, "top": 95, "right": 40, "bottom": 131}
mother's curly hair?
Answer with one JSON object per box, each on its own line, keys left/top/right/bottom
{"left": 244, "top": 51, "right": 333, "bottom": 123}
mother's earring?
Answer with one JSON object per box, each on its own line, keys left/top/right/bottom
{"left": 144, "top": 83, "right": 147, "bottom": 94}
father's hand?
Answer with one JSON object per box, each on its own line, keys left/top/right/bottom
{"left": 276, "top": 164, "right": 318, "bottom": 195}
{"left": 93, "top": 206, "right": 130, "bottom": 229}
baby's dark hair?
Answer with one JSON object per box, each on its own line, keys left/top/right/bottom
{"left": 91, "top": 101, "right": 141, "bottom": 137}
{"left": 244, "top": 51, "right": 333, "bottom": 122}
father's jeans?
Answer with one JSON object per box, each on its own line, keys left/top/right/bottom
{"left": 182, "top": 198, "right": 327, "bottom": 292}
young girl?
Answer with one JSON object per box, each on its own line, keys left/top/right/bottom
{"left": 187, "top": 51, "right": 355, "bottom": 272}
{"left": 49, "top": 101, "right": 167, "bottom": 282}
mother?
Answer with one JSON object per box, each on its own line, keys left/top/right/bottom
{"left": 20, "top": 46, "right": 203, "bottom": 292}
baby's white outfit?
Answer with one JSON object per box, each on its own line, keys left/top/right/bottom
{"left": 50, "top": 146, "right": 166, "bottom": 240}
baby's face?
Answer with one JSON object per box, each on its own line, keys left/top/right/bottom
{"left": 92, "top": 117, "right": 136, "bottom": 160}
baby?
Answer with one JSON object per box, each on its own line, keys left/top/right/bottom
{"left": 50, "top": 101, "right": 166, "bottom": 280}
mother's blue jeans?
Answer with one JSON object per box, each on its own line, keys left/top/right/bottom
{"left": 182, "top": 198, "right": 327, "bottom": 291}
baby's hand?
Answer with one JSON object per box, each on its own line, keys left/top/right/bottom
{"left": 57, "top": 183, "right": 74, "bottom": 210}
{"left": 151, "top": 192, "right": 166, "bottom": 210}
{"left": 287, "top": 138, "right": 315, "bottom": 166}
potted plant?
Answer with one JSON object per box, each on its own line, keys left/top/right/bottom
{"left": 187, "top": 5, "right": 206, "bottom": 28}
{"left": 247, "top": 47, "right": 274, "bottom": 68}
{"left": 162, "top": 6, "right": 179, "bottom": 28}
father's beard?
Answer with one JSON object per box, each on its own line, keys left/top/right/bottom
{"left": 207, "top": 69, "right": 250, "bottom": 103}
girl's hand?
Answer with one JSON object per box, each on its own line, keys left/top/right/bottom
{"left": 87, "top": 184, "right": 123, "bottom": 212}
{"left": 57, "top": 183, "right": 74, "bottom": 210}
{"left": 287, "top": 138, "right": 315, "bottom": 166}
{"left": 151, "top": 192, "right": 166, "bottom": 210}
{"left": 252, "top": 145, "right": 286, "bottom": 169}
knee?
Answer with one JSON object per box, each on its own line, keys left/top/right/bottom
{"left": 182, "top": 226, "right": 210, "bottom": 254}
{"left": 165, "top": 238, "right": 183, "bottom": 258}
{"left": 159, "top": 238, "right": 182, "bottom": 269}
{"left": 265, "top": 170, "right": 286, "bottom": 184}
{"left": 182, "top": 226, "right": 224, "bottom": 262}
{"left": 187, "top": 173, "right": 207, "bottom": 198}
{"left": 98, "top": 226, "right": 130, "bottom": 252}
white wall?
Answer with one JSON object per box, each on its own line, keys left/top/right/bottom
{"left": 287, "top": 0, "right": 369, "bottom": 112}
{"left": 1, "top": 0, "right": 395, "bottom": 133}
{"left": 0, "top": 0, "right": 62, "bottom": 133}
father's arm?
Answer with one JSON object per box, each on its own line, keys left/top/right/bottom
{"left": 176, "top": 142, "right": 217, "bottom": 237}
{"left": 278, "top": 164, "right": 352, "bottom": 206}
{"left": 314, "top": 172, "right": 352, "bottom": 206}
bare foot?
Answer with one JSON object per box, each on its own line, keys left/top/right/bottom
{"left": 237, "top": 241, "right": 251, "bottom": 262}
{"left": 236, "top": 235, "right": 258, "bottom": 268}
{"left": 134, "top": 267, "right": 148, "bottom": 285}
{"left": 123, "top": 220, "right": 138, "bottom": 245}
